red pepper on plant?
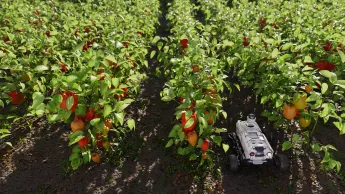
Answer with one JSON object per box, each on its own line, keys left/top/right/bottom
{"left": 333, "top": 43, "right": 344, "bottom": 52}
{"left": 315, "top": 61, "right": 335, "bottom": 71}
{"left": 201, "top": 139, "right": 209, "bottom": 152}
{"left": 316, "top": 82, "right": 321, "bottom": 88}
{"left": 323, "top": 41, "right": 332, "bottom": 52}
{"left": 181, "top": 111, "right": 197, "bottom": 131}
{"left": 122, "top": 41, "right": 130, "bottom": 48}
{"left": 84, "top": 27, "right": 91, "bottom": 33}
{"left": 60, "top": 63, "right": 67, "bottom": 72}
{"left": 8, "top": 90, "right": 25, "bottom": 105}
{"left": 74, "top": 28, "right": 79, "bottom": 37}
{"left": 259, "top": 17, "right": 266, "bottom": 27}
{"left": 180, "top": 38, "right": 188, "bottom": 49}
{"left": 33, "top": 10, "right": 40, "bottom": 17}
{"left": 87, "top": 40, "right": 94, "bottom": 46}
{"left": 85, "top": 108, "right": 95, "bottom": 121}
{"left": 186, "top": 101, "right": 196, "bottom": 110}
{"left": 3, "top": 36, "right": 10, "bottom": 42}
{"left": 78, "top": 137, "right": 88, "bottom": 149}
{"left": 96, "top": 133, "right": 103, "bottom": 148}
{"left": 115, "top": 86, "right": 127, "bottom": 100}
{"left": 179, "top": 97, "right": 185, "bottom": 104}
{"left": 60, "top": 91, "right": 78, "bottom": 112}
{"left": 243, "top": 36, "right": 249, "bottom": 47}
{"left": 82, "top": 44, "right": 89, "bottom": 52}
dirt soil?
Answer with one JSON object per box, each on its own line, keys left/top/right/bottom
{"left": 1, "top": 0, "right": 345, "bottom": 193}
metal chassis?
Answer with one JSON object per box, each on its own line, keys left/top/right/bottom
{"left": 227, "top": 132, "right": 274, "bottom": 165}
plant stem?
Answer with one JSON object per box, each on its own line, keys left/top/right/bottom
{"left": 309, "top": 116, "right": 319, "bottom": 140}
{"left": 304, "top": 116, "right": 319, "bottom": 153}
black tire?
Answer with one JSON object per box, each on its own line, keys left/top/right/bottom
{"left": 274, "top": 154, "right": 289, "bottom": 171}
{"left": 229, "top": 154, "right": 239, "bottom": 172}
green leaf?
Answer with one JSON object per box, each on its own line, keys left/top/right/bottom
{"left": 90, "top": 118, "right": 100, "bottom": 126}
{"left": 151, "top": 36, "right": 160, "bottom": 44}
{"left": 338, "top": 50, "right": 345, "bottom": 63}
{"left": 220, "top": 110, "right": 227, "bottom": 119}
{"left": 31, "top": 92, "right": 45, "bottom": 110}
{"left": 150, "top": 50, "right": 156, "bottom": 59}
{"left": 66, "top": 96, "right": 74, "bottom": 110}
{"left": 35, "top": 65, "right": 49, "bottom": 71}
{"left": 70, "top": 158, "right": 82, "bottom": 170}
{"left": 0, "top": 100, "right": 4, "bottom": 108}
{"left": 76, "top": 105, "right": 86, "bottom": 116}
{"left": 304, "top": 56, "right": 314, "bottom": 63}
{"left": 212, "top": 136, "right": 222, "bottom": 146}
{"left": 196, "top": 100, "right": 206, "bottom": 107}
{"left": 115, "top": 42, "right": 123, "bottom": 48}
{"left": 189, "top": 154, "right": 198, "bottom": 161}
{"left": 336, "top": 161, "right": 341, "bottom": 173}
{"left": 35, "top": 103, "right": 45, "bottom": 117}
{"left": 178, "top": 130, "right": 185, "bottom": 142}
{"left": 115, "top": 113, "right": 124, "bottom": 125}
{"left": 66, "top": 75, "right": 78, "bottom": 84}
{"left": 261, "top": 96, "right": 269, "bottom": 104}
{"left": 47, "top": 114, "right": 59, "bottom": 122}
{"left": 184, "top": 117, "right": 195, "bottom": 129}
{"left": 72, "top": 145, "right": 81, "bottom": 153}
{"left": 281, "top": 43, "right": 293, "bottom": 50}
{"left": 0, "top": 129, "right": 10, "bottom": 134}
{"left": 103, "top": 105, "right": 112, "bottom": 118}
{"left": 282, "top": 141, "right": 292, "bottom": 151}
{"left": 326, "top": 144, "right": 338, "bottom": 151}
{"left": 68, "top": 131, "right": 84, "bottom": 146}
{"left": 5, "top": 142, "right": 13, "bottom": 148}
{"left": 177, "top": 147, "right": 186, "bottom": 155}
{"left": 105, "top": 55, "right": 116, "bottom": 64}
{"left": 321, "top": 83, "right": 328, "bottom": 94}
{"left": 168, "top": 125, "right": 179, "bottom": 137}
{"left": 223, "top": 40, "right": 234, "bottom": 47}
{"left": 69, "top": 153, "right": 80, "bottom": 161}
{"left": 234, "top": 84, "right": 240, "bottom": 91}
{"left": 166, "top": 139, "right": 174, "bottom": 148}
{"left": 82, "top": 150, "right": 91, "bottom": 163}
{"left": 161, "top": 96, "right": 172, "bottom": 101}
{"left": 321, "top": 151, "right": 331, "bottom": 163}
{"left": 275, "top": 99, "right": 283, "bottom": 108}
{"left": 115, "top": 102, "right": 130, "bottom": 112}
{"left": 127, "top": 119, "right": 135, "bottom": 130}
{"left": 334, "top": 80, "right": 345, "bottom": 89}
{"left": 198, "top": 117, "right": 207, "bottom": 130}
{"left": 328, "top": 160, "right": 337, "bottom": 169}
{"left": 222, "top": 144, "right": 230, "bottom": 153}
{"left": 50, "top": 31, "right": 58, "bottom": 36}
{"left": 311, "top": 143, "right": 321, "bottom": 152}
{"left": 319, "top": 70, "right": 332, "bottom": 78}
{"left": 100, "top": 82, "right": 108, "bottom": 96}
{"left": 112, "top": 78, "right": 120, "bottom": 88}
{"left": 271, "top": 48, "right": 279, "bottom": 58}
{"left": 264, "top": 39, "right": 274, "bottom": 44}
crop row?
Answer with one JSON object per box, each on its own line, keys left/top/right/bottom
{"left": 155, "top": 0, "right": 232, "bottom": 167}
{"left": 198, "top": 0, "right": 345, "bottom": 171}
{"left": 0, "top": 0, "right": 160, "bottom": 169}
